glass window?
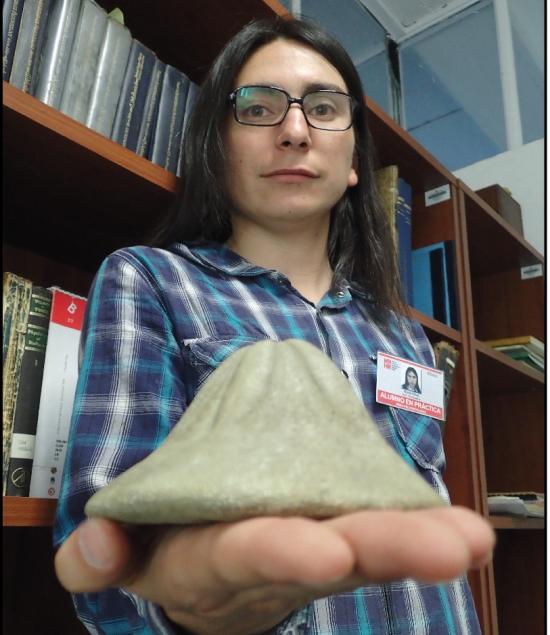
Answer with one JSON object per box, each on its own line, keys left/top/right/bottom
{"left": 399, "top": 1, "right": 507, "bottom": 171}
{"left": 508, "top": 0, "right": 544, "bottom": 144}
{"left": 279, "top": 0, "right": 395, "bottom": 117}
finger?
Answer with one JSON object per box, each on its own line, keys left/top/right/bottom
{"left": 326, "top": 508, "right": 482, "bottom": 583}
{"left": 421, "top": 506, "right": 496, "bottom": 568}
{"left": 54, "top": 518, "right": 134, "bottom": 593}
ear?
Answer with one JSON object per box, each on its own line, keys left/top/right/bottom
{"left": 348, "top": 152, "right": 359, "bottom": 187}
{"left": 348, "top": 165, "right": 359, "bottom": 188}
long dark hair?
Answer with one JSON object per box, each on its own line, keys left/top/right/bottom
{"left": 150, "top": 17, "right": 405, "bottom": 324}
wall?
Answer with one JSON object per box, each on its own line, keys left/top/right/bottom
{"left": 453, "top": 138, "right": 544, "bottom": 255}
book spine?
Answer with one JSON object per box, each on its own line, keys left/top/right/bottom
{"left": 411, "top": 248, "right": 434, "bottom": 319}
{"left": 3, "top": 0, "right": 25, "bottom": 81}
{"left": 136, "top": 59, "right": 166, "bottom": 157}
{"left": 5, "top": 287, "right": 52, "bottom": 496}
{"left": 85, "top": 16, "right": 132, "bottom": 137}
{"left": 58, "top": 0, "right": 107, "bottom": 124}
{"left": 149, "top": 64, "right": 178, "bottom": 168}
{"left": 2, "top": 274, "right": 33, "bottom": 493}
{"left": 9, "top": 0, "right": 52, "bottom": 94}
{"left": 429, "top": 246, "right": 448, "bottom": 325}
{"left": 33, "top": 0, "right": 82, "bottom": 109}
{"left": 443, "top": 241, "right": 459, "bottom": 330}
{"left": 176, "top": 81, "right": 199, "bottom": 178}
{"left": 29, "top": 288, "right": 87, "bottom": 499}
{"left": 396, "top": 178, "right": 413, "bottom": 305}
{"left": 111, "top": 39, "right": 157, "bottom": 151}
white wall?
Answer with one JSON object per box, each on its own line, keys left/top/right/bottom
{"left": 453, "top": 138, "right": 544, "bottom": 255}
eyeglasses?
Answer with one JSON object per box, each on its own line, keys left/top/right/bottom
{"left": 228, "top": 85, "right": 355, "bottom": 131}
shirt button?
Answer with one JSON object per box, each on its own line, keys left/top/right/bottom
{"left": 336, "top": 290, "right": 345, "bottom": 297}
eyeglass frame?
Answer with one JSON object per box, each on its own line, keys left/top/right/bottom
{"left": 228, "top": 84, "right": 357, "bottom": 131}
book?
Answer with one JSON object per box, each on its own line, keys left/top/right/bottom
{"left": 136, "top": 58, "right": 166, "bottom": 158}
{"left": 149, "top": 64, "right": 190, "bottom": 171}
{"left": 85, "top": 9, "right": 132, "bottom": 138}
{"left": 396, "top": 178, "right": 413, "bottom": 304}
{"left": 3, "top": 0, "right": 25, "bottom": 81}
{"left": 5, "top": 286, "right": 52, "bottom": 496}
{"left": 485, "top": 335, "right": 544, "bottom": 358}
{"left": 8, "top": 0, "right": 52, "bottom": 93}
{"left": 29, "top": 287, "right": 87, "bottom": 499}
{"left": 411, "top": 241, "right": 459, "bottom": 329}
{"left": 433, "top": 340, "right": 459, "bottom": 426}
{"left": 176, "top": 80, "right": 199, "bottom": 177}
{"left": 488, "top": 492, "right": 544, "bottom": 518}
{"left": 58, "top": 0, "right": 107, "bottom": 124}
{"left": 373, "top": 165, "right": 413, "bottom": 304}
{"left": 111, "top": 38, "right": 157, "bottom": 152}
{"left": 32, "top": 0, "right": 82, "bottom": 109}
{"left": 2, "top": 272, "right": 33, "bottom": 493}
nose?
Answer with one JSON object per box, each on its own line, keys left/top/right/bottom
{"left": 275, "top": 104, "right": 311, "bottom": 149}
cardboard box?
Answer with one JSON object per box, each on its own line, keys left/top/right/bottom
{"left": 475, "top": 184, "right": 524, "bottom": 236}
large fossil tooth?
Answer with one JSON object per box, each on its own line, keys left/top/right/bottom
{"left": 85, "top": 339, "right": 444, "bottom": 524}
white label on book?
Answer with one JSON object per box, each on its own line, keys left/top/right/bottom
{"left": 9, "top": 433, "right": 35, "bottom": 460}
{"left": 521, "top": 264, "right": 543, "bottom": 280}
{"left": 425, "top": 185, "right": 451, "bottom": 207}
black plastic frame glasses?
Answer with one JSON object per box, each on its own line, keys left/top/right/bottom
{"left": 228, "top": 85, "right": 356, "bottom": 131}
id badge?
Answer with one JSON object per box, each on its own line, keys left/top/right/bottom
{"left": 376, "top": 352, "right": 445, "bottom": 421}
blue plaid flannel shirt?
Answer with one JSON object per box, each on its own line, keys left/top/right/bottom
{"left": 54, "top": 241, "right": 481, "bottom": 635}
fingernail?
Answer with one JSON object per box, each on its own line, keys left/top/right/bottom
{"left": 78, "top": 519, "right": 113, "bottom": 570}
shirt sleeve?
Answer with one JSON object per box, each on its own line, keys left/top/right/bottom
{"left": 53, "top": 250, "right": 189, "bottom": 634}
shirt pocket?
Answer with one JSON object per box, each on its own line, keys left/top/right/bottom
{"left": 184, "top": 335, "right": 271, "bottom": 391}
{"left": 388, "top": 406, "right": 446, "bottom": 474}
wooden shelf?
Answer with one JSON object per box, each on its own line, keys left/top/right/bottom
{"left": 475, "top": 342, "right": 544, "bottom": 394}
{"left": 490, "top": 514, "right": 544, "bottom": 530}
{"left": 459, "top": 180, "right": 542, "bottom": 277}
{"left": 4, "top": 82, "right": 177, "bottom": 270}
{"left": 3, "top": 496, "right": 57, "bottom": 527}
{"left": 409, "top": 307, "right": 462, "bottom": 344}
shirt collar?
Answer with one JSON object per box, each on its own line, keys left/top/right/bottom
{"left": 171, "top": 240, "right": 364, "bottom": 307}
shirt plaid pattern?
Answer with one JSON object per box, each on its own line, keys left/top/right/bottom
{"left": 54, "top": 242, "right": 481, "bottom": 635}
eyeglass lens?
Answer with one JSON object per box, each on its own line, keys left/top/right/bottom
{"left": 234, "top": 86, "right": 352, "bottom": 130}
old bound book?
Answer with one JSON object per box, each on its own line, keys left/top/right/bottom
{"left": 111, "top": 38, "right": 157, "bottom": 152}
{"left": 5, "top": 286, "right": 52, "bottom": 496}
{"left": 9, "top": 0, "right": 52, "bottom": 93}
{"left": 175, "top": 80, "right": 199, "bottom": 177}
{"left": 433, "top": 341, "right": 460, "bottom": 427}
{"left": 3, "top": 0, "right": 25, "bottom": 81}
{"left": 150, "top": 65, "right": 190, "bottom": 171}
{"left": 85, "top": 11, "right": 132, "bottom": 138}
{"left": 29, "top": 287, "right": 87, "bottom": 499}
{"left": 136, "top": 58, "right": 166, "bottom": 158}
{"left": 2, "top": 272, "right": 33, "bottom": 493}
{"left": 58, "top": 0, "right": 107, "bottom": 124}
{"left": 33, "top": 0, "right": 82, "bottom": 108}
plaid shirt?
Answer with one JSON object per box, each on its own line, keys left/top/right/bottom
{"left": 54, "top": 242, "right": 481, "bottom": 635}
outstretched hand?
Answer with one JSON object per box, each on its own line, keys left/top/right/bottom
{"left": 55, "top": 506, "right": 495, "bottom": 635}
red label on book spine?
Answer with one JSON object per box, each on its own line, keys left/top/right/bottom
{"left": 50, "top": 290, "right": 86, "bottom": 330}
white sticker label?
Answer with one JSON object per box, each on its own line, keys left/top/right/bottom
{"left": 425, "top": 184, "right": 451, "bottom": 207}
{"left": 376, "top": 352, "right": 445, "bottom": 421}
{"left": 521, "top": 264, "right": 543, "bottom": 280}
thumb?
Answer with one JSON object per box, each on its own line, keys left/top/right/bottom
{"left": 55, "top": 517, "right": 133, "bottom": 593}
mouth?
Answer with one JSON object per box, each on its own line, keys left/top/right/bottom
{"left": 262, "top": 168, "right": 319, "bottom": 182}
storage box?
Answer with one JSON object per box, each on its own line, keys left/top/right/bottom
{"left": 475, "top": 184, "right": 524, "bottom": 236}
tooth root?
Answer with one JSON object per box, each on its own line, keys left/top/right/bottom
{"left": 85, "top": 339, "right": 444, "bottom": 525}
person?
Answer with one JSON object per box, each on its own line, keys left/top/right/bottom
{"left": 53, "top": 16, "right": 494, "bottom": 635}
{"left": 402, "top": 366, "right": 422, "bottom": 393}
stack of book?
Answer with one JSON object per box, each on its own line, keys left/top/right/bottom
{"left": 488, "top": 492, "right": 544, "bottom": 518}
{"left": 3, "top": 0, "right": 199, "bottom": 175}
{"left": 485, "top": 335, "right": 544, "bottom": 372}
{"left": 2, "top": 272, "right": 87, "bottom": 498}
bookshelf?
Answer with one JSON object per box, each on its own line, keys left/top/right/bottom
{"left": 3, "top": 1, "right": 544, "bottom": 634}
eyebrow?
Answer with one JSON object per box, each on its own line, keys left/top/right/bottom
{"left": 246, "top": 81, "right": 348, "bottom": 94}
